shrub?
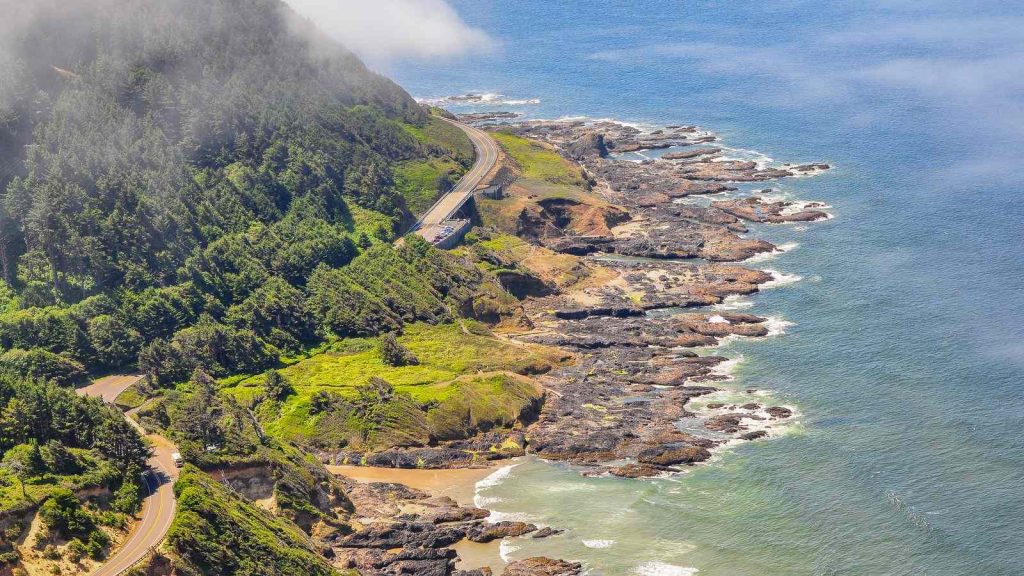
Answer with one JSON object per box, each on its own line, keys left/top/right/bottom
{"left": 39, "top": 489, "right": 93, "bottom": 538}
{"left": 262, "top": 370, "right": 293, "bottom": 401}
{"left": 378, "top": 333, "right": 418, "bottom": 367}
{"left": 0, "top": 349, "right": 87, "bottom": 387}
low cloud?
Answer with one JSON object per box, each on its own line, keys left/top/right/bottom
{"left": 283, "top": 0, "right": 494, "bottom": 65}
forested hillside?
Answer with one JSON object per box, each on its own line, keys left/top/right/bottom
{"left": 0, "top": 0, "right": 478, "bottom": 380}
{"left": 0, "top": 0, "right": 522, "bottom": 573}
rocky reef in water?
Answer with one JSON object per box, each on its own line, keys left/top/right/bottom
{"left": 454, "top": 114, "right": 829, "bottom": 478}
{"left": 328, "top": 113, "right": 831, "bottom": 575}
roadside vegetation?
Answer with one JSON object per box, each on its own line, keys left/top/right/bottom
{"left": 0, "top": 0, "right": 551, "bottom": 573}
{"left": 0, "top": 374, "right": 148, "bottom": 573}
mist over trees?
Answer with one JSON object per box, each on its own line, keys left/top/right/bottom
{"left": 0, "top": 0, "right": 483, "bottom": 380}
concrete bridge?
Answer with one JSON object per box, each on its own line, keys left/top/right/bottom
{"left": 412, "top": 118, "right": 500, "bottom": 247}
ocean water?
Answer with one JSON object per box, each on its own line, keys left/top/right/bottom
{"left": 387, "top": 2, "right": 1024, "bottom": 574}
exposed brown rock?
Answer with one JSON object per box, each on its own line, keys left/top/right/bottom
{"left": 504, "top": 557, "right": 584, "bottom": 576}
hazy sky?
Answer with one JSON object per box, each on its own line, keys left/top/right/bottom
{"left": 283, "top": 0, "right": 494, "bottom": 66}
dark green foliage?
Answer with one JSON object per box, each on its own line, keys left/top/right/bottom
{"left": 39, "top": 488, "right": 94, "bottom": 538}
{"left": 226, "top": 277, "right": 314, "bottom": 352}
{"left": 0, "top": 348, "right": 87, "bottom": 387}
{"left": 262, "top": 370, "right": 293, "bottom": 402}
{"left": 0, "top": 373, "right": 135, "bottom": 454}
{"left": 0, "top": 0, "right": 500, "bottom": 395}
{"left": 306, "top": 238, "right": 492, "bottom": 338}
{"left": 111, "top": 466, "right": 145, "bottom": 515}
{"left": 0, "top": 0, "right": 425, "bottom": 305}
{"left": 172, "top": 370, "right": 223, "bottom": 450}
{"left": 42, "top": 439, "right": 79, "bottom": 474}
{"left": 309, "top": 390, "right": 342, "bottom": 415}
{"left": 139, "top": 319, "right": 277, "bottom": 384}
{"left": 94, "top": 416, "right": 151, "bottom": 473}
{"left": 86, "top": 314, "right": 143, "bottom": 370}
{"left": 0, "top": 373, "right": 147, "bottom": 514}
{"left": 378, "top": 333, "right": 418, "bottom": 367}
{"left": 0, "top": 0, "right": 464, "bottom": 385}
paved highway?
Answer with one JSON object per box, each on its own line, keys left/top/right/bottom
{"left": 415, "top": 117, "right": 499, "bottom": 231}
{"left": 78, "top": 375, "right": 179, "bottom": 576}
{"left": 71, "top": 118, "right": 497, "bottom": 573}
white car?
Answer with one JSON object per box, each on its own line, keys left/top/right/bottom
{"left": 171, "top": 452, "right": 183, "bottom": 468}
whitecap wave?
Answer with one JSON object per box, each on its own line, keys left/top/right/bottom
{"left": 743, "top": 242, "right": 799, "bottom": 264}
{"left": 488, "top": 509, "right": 537, "bottom": 523}
{"left": 761, "top": 269, "right": 803, "bottom": 288}
{"left": 499, "top": 539, "right": 521, "bottom": 562}
{"left": 632, "top": 561, "right": 699, "bottom": 576}
{"left": 418, "top": 92, "right": 540, "bottom": 106}
{"left": 710, "top": 355, "right": 744, "bottom": 379}
{"left": 716, "top": 145, "right": 774, "bottom": 167}
{"left": 476, "top": 463, "right": 518, "bottom": 490}
{"left": 474, "top": 463, "right": 519, "bottom": 509}
{"left": 582, "top": 539, "right": 616, "bottom": 549}
{"left": 764, "top": 316, "right": 795, "bottom": 336}
{"left": 713, "top": 295, "right": 754, "bottom": 310}
{"left": 474, "top": 495, "right": 502, "bottom": 507}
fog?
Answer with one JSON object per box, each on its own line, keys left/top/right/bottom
{"left": 283, "top": 0, "right": 494, "bottom": 65}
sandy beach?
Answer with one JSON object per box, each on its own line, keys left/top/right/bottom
{"left": 327, "top": 464, "right": 499, "bottom": 506}
{"left": 328, "top": 463, "right": 509, "bottom": 572}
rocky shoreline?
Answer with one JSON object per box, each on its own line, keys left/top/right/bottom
{"left": 467, "top": 114, "right": 827, "bottom": 478}
{"left": 329, "top": 113, "right": 830, "bottom": 575}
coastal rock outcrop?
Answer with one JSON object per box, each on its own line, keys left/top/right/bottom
{"left": 712, "top": 195, "right": 829, "bottom": 223}
{"left": 503, "top": 557, "right": 584, "bottom": 576}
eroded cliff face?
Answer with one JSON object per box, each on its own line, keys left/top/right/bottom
{"left": 213, "top": 465, "right": 278, "bottom": 508}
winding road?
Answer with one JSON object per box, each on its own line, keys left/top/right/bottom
{"left": 68, "top": 118, "right": 495, "bottom": 574}
{"left": 77, "top": 375, "right": 178, "bottom": 576}
{"left": 414, "top": 117, "right": 500, "bottom": 235}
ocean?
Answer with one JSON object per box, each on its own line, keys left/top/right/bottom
{"left": 386, "top": 2, "right": 1024, "bottom": 574}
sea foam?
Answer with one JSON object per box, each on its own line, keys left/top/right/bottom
{"left": 713, "top": 295, "right": 754, "bottom": 310}
{"left": 764, "top": 316, "right": 795, "bottom": 336}
{"left": 498, "top": 539, "right": 521, "bottom": 562}
{"left": 582, "top": 539, "right": 616, "bottom": 549}
{"left": 474, "top": 463, "right": 519, "bottom": 510}
{"left": 632, "top": 561, "right": 699, "bottom": 576}
{"left": 742, "top": 242, "right": 799, "bottom": 264}
{"left": 761, "top": 269, "right": 803, "bottom": 288}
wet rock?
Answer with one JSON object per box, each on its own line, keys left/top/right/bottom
{"left": 705, "top": 413, "right": 746, "bottom": 433}
{"left": 637, "top": 444, "right": 712, "bottom": 466}
{"left": 338, "top": 521, "right": 465, "bottom": 549}
{"left": 713, "top": 196, "right": 828, "bottom": 223}
{"left": 373, "top": 547, "right": 457, "bottom": 576}
{"left": 504, "top": 557, "right": 584, "bottom": 576}
{"left": 608, "top": 463, "right": 668, "bottom": 478}
{"left": 741, "top": 430, "right": 768, "bottom": 441}
{"left": 767, "top": 406, "right": 794, "bottom": 419}
{"left": 430, "top": 505, "right": 491, "bottom": 524}
{"left": 532, "top": 527, "right": 565, "bottom": 539}
{"left": 466, "top": 521, "right": 538, "bottom": 543}
{"left": 662, "top": 147, "right": 722, "bottom": 160}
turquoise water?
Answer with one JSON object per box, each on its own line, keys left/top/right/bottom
{"left": 389, "top": 3, "right": 1024, "bottom": 574}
